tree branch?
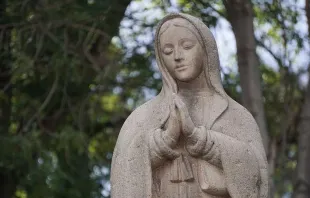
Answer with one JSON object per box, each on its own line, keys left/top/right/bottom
{"left": 256, "top": 38, "right": 283, "bottom": 68}
{"left": 22, "top": 72, "right": 59, "bottom": 132}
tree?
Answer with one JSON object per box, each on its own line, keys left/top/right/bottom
{"left": 222, "top": 0, "right": 269, "bottom": 153}
{"left": 0, "top": 0, "right": 132, "bottom": 197}
{"left": 294, "top": 0, "right": 310, "bottom": 197}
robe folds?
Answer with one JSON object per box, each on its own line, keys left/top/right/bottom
{"left": 111, "top": 13, "right": 268, "bottom": 198}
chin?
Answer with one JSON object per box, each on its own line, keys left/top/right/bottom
{"left": 174, "top": 64, "right": 203, "bottom": 82}
{"left": 175, "top": 73, "right": 197, "bottom": 82}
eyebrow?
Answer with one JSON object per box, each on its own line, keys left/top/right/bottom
{"left": 179, "top": 38, "right": 196, "bottom": 44}
{"left": 162, "top": 43, "right": 173, "bottom": 48}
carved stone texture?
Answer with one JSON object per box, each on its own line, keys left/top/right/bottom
{"left": 111, "top": 13, "right": 269, "bottom": 198}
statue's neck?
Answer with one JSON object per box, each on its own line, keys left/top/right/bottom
{"left": 176, "top": 71, "right": 209, "bottom": 93}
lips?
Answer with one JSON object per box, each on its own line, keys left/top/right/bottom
{"left": 175, "top": 64, "right": 188, "bottom": 71}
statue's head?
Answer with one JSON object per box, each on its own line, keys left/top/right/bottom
{"left": 159, "top": 18, "right": 205, "bottom": 82}
{"left": 154, "top": 13, "right": 229, "bottom": 129}
{"left": 155, "top": 13, "right": 226, "bottom": 101}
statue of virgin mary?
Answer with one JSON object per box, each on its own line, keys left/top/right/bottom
{"left": 111, "top": 13, "right": 268, "bottom": 198}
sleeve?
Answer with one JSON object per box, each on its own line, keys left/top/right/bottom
{"left": 148, "top": 128, "right": 180, "bottom": 168}
{"left": 185, "top": 126, "right": 222, "bottom": 167}
{"left": 184, "top": 111, "right": 268, "bottom": 197}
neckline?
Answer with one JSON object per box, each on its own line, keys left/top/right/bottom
{"left": 178, "top": 89, "right": 212, "bottom": 97}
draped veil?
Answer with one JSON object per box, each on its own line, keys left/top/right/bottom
{"left": 111, "top": 13, "right": 268, "bottom": 198}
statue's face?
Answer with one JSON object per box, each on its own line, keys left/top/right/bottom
{"left": 159, "top": 18, "right": 204, "bottom": 82}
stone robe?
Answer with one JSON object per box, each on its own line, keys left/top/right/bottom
{"left": 111, "top": 13, "right": 268, "bottom": 198}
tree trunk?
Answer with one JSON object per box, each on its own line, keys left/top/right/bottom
{"left": 223, "top": 1, "right": 271, "bottom": 195}
{"left": 293, "top": 1, "right": 310, "bottom": 197}
{"left": 268, "top": 137, "right": 277, "bottom": 196}
{"left": 294, "top": 77, "right": 310, "bottom": 198}
{"left": 223, "top": 0, "right": 269, "bottom": 152}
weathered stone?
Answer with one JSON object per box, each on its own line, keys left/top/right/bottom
{"left": 111, "top": 13, "right": 268, "bottom": 198}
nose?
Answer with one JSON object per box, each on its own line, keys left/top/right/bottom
{"left": 174, "top": 47, "right": 184, "bottom": 62}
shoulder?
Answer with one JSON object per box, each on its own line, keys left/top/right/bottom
{"left": 217, "top": 97, "right": 263, "bottom": 146}
{"left": 113, "top": 96, "right": 161, "bottom": 153}
{"left": 121, "top": 96, "right": 159, "bottom": 130}
{"left": 219, "top": 97, "right": 267, "bottom": 157}
{"left": 225, "top": 97, "right": 259, "bottom": 129}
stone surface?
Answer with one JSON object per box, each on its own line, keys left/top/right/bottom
{"left": 111, "top": 13, "right": 268, "bottom": 198}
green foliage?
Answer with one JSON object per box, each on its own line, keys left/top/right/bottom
{"left": 0, "top": 0, "right": 132, "bottom": 197}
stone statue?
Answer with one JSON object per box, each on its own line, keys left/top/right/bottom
{"left": 111, "top": 13, "right": 268, "bottom": 198}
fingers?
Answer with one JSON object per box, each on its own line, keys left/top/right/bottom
{"left": 167, "top": 114, "right": 176, "bottom": 131}
{"left": 169, "top": 103, "right": 177, "bottom": 125}
{"left": 167, "top": 97, "right": 180, "bottom": 138}
{"left": 174, "top": 98, "right": 187, "bottom": 134}
{"left": 174, "top": 96, "right": 189, "bottom": 121}
{"left": 170, "top": 95, "right": 177, "bottom": 116}
{"left": 173, "top": 95, "right": 195, "bottom": 136}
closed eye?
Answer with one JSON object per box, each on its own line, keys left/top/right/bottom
{"left": 182, "top": 40, "right": 195, "bottom": 50}
{"left": 179, "top": 38, "right": 196, "bottom": 50}
{"left": 163, "top": 46, "right": 173, "bottom": 55}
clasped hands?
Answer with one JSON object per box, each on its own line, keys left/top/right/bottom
{"left": 163, "top": 93, "right": 199, "bottom": 148}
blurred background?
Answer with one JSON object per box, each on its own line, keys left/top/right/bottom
{"left": 0, "top": 0, "right": 309, "bottom": 197}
